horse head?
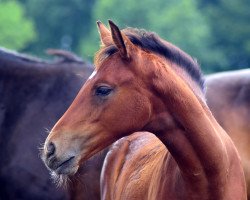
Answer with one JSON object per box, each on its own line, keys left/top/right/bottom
{"left": 42, "top": 21, "right": 168, "bottom": 179}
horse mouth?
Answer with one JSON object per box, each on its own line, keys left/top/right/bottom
{"left": 49, "top": 156, "right": 77, "bottom": 175}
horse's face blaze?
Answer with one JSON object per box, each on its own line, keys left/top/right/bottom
{"left": 43, "top": 52, "right": 152, "bottom": 176}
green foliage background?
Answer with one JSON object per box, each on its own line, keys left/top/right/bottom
{"left": 0, "top": 1, "right": 36, "bottom": 50}
{"left": 0, "top": 0, "right": 249, "bottom": 73}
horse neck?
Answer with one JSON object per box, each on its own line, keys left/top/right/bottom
{"left": 145, "top": 60, "right": 230, "bottom": 196}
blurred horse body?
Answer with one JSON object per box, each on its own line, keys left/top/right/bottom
{"left": 206, "top": 69, "right": 250, "bottom": 198}
{"left": 0, "top": 48, "right": 98, "bottom": 200}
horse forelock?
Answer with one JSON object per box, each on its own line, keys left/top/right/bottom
{"left": 94, "top": 28, "right": 205, "bottom": 93}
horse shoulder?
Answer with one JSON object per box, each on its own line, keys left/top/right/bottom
{"left": 101, "top": 132, "right": 172, "bottom": 200}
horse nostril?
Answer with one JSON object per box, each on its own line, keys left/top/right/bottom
{"left": 46, "top": 142, "right": 56, "bottom": 158}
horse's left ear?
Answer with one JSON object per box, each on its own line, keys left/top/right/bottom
{"left": 97, "top": 21, "right": 112, "bottom": 46}
{"left": 108, "top": 20, "right": 133, "bottom": 60}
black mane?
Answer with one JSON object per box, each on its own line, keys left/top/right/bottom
{"left": 104, "top": 28, "right": 205, "bottom": 92}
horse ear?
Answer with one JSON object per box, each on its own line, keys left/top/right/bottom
{"left": 97, "top": 21, "right": 112, "bottom": 46}
{"left": 108, "top": 20, "right": 133, "bottom": 60}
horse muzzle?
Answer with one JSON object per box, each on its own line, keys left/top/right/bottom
{"left": 42, "top": 142, "right": 78, "bottom": 175}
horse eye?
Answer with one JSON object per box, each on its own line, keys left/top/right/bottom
{"left": 95, "top": 86, "right": 113, "bottom": 96}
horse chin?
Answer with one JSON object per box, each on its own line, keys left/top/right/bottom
{"left": 50, "top": 165, "right": 79, "bottom": 188}
{"left": 50, "top": 171, "right": 69, "bottom": 188}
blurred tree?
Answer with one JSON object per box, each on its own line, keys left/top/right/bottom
{"left": 20, "top": 0, "right": 96, "bottom": 56}
{"left": 81, "top": 0, "right": 226, "bottom": 72}
{"left": 5, "top": 0, "right": 247, "bottom": 72}
{"left": 0, "top": 1, "right": 36, "bottom": 50}
{"left": 200, "top": 0, "right": 250, "bottom": 71}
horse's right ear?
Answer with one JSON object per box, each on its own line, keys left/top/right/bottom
{"left": 97, "top": 21, "right": 112, "bottom": 46}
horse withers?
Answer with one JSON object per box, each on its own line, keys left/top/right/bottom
{"left": 42, "top": 21, "right": 246, "bottom": 199}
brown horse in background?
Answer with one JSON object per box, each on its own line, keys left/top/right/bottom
{"left": 42, "top": 21, "right": 246, "bottom": 199}
{"left": 0, "top": 48, "right": 103, "bottom": 200}
{"left": 206, "top": 69, "right": 250, "bottom": 198}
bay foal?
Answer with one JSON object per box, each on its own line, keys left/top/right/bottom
{"left": 42, "top": 21, "right": 246, "bottom": 199}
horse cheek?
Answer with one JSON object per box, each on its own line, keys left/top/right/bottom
{"left": 107, "top": 94, "right": 150, "bottom": 135}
